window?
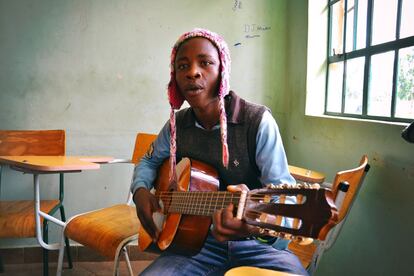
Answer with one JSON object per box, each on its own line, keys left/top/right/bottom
{"left": 326, "top": 0, "right": 414, "bottom": 123}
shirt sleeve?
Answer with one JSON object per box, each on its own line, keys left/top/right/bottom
{"left": 255, "top": 111, "right": 296, "bottom": 250}
{"left": 255, "top": 110, "right": 296, "bottom": 186}
{"left": 130, "top": 121, "right": 171, "bottom": 194}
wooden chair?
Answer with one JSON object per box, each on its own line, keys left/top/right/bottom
{"left": 288, "top": 165, "right": 325, "bottom": 184}
{"left": 225, "top": 266, "right": 302, "bottom": 276}
{"left": 288, "top": 155, "right": 370, "bottom": 274}
{"left": 0, "top": 130, "right": 73, "bottom": 276}
{"left": 57, "top": 133, "right": 157, "bottom": 276}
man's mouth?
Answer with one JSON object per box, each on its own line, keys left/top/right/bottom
{"left": 185, "top": 84, "right": 204, "bottom": 94}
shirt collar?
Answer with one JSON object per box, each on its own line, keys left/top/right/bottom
{"left": 180, "top": 90, "right": 245, "bottom": 129}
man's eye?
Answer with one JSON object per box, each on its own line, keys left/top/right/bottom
{"left": 177, "top": 64, "right": 188, "bottom": 70}
{"left": 201, "top": 61, "right": 213, "bottom": 66}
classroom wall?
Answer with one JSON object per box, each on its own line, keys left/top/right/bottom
{"left": 0, "top": 0, "right": 291, "bottom": 246}
{"left": 1, "top": 1, "right": 413, "bottom": 275}
{"left": 284, "top": 1, "right": 414, "bottom": 275}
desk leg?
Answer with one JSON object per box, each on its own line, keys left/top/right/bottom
{"left": 33, "top": 174, "right": 64, "bottom": 250}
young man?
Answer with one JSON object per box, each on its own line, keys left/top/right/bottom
{"left": 131, "top": 29, "right": 308, "bottom": 275}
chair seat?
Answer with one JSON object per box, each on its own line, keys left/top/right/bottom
{"left": 288, "top": 241, "right": 317, "bottom": 269}
{"left": 65, "top": 204, "right": 140, "bottom": 259}
{"left": 0, "top": 200, "right": 60, "bottom": 238}
{"left": 225, "top": 266, "right": 302, "bottom": 276}
{"left": 288, "top": 165, "right": 325, "bottom": 183}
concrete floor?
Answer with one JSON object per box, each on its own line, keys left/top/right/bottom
{"left": 1, "top": 260, "right": 153, "bottom": 276}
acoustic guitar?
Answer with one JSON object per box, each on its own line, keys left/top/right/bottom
{"left": 138, "top": 158, "right": 338, "bottom": 255}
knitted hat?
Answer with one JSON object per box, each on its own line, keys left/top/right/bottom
{"left": 168, "top": 28, "right": 231, "bottom": 182}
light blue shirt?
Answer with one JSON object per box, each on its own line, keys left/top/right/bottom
{"left": 130, "top": 110, "right": 295, "bottom": 249}
{"left": 130, "top": 110, "right": 295, "bottom": 194}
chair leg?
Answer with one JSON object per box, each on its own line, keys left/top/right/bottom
{"left": 42, "top": 221, "right": 49, "bottom": 276}
{"left": 113, "top": 252, "right": 121, "bottom": 276}
{"left": 123, "top": 247, "right": 134, "bottom": 276}
{"left": 0, "top": 254, "right": 4, "bottom": 273}
{"left": 113, "top": 247, "right": 131, "bottom": 276}
{"left": 56, "top": 228, "right": 66, "bottom": 276}
{"left": 59, "top": 205, "right": 73, "bottom": 269}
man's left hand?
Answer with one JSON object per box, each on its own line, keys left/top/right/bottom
{"left": 211, "top": 184, "right": 259, "bottom": 242}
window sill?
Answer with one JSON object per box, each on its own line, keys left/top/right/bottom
{"left": 304, "top": 113, "right": 410, "bottom": 127}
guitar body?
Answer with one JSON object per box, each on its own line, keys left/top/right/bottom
{"left": 138, "top": 158, "right": 220, "bottom": 254}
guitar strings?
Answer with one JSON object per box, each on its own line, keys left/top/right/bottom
{"left": 155, "top": 191, "right": 298, "bottom": 196}
{"left": 154, "top": 192, "right": 297, "bottom": 201}
{"left": 155, "top": 194, "right": 266, "bottom": 202}
{"left": 154, "top": 193, "right": 300, "bottom": 208}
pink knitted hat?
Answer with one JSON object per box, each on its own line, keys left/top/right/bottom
{"left": 168, "top": 28, "right": 231, "bottom": 182}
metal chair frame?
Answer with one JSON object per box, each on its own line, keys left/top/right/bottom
{"left": 0, "top": 130, "right": 73, "bottom": 276}
{"left": 57, "top": 133, "right": 157, "bottom": 276}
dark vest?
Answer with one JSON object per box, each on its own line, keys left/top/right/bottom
{"left": 175, "top": 91, "right": 267, "bottom": 190}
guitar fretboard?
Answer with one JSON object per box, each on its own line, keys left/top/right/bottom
{"left": 157, "top": 191, "right": 241, "bottom": 216}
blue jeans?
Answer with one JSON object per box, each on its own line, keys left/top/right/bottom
{"left": 140, "top": 233, "right": 308, "bottom": 276}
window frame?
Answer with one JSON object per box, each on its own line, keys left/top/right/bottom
{"left": 325, "top": 0, "right": 414, "bottom": 123}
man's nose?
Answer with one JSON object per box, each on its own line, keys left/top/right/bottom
{"left": 187, "top": 64, "right": 201, "bottom": 79}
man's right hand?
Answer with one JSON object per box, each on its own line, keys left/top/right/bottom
{"left": 133, "top": 187, "right": 161, "bottom": 242}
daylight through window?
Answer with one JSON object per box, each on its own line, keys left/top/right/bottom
{"left": 326, "top": 0, "right": 414, "bottom": 123}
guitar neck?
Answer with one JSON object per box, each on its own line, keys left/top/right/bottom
{"left": 157, "top": 191, "right": 241, "bottom": 217}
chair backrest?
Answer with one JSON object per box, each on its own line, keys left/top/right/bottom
{"left": 0, "top": 130, "right": 66, "bottom": 198}
{"left": 131, "top": 133, "right": 157, "bottom": 164}
{"left": 290, "top": 155, "right": 370, "bottom": 274}
{"left": 331, "top": 155, "right": 370, "bottom": 222}
{"left": 0, "top": 130, "right": 65, "bottom": 156}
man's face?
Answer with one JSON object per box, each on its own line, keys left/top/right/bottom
{"left": 174, "top": 37, "right": 220, "bottom": 109}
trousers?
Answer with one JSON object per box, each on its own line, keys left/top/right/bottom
{"left": 140, "top": 233, "right": 308, "bottom": 276}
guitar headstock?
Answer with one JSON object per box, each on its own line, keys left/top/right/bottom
{"left": 244, "top": 184, "right": 338, "bottom": 242}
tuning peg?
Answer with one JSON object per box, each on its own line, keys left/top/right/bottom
{"left": 292, "top": 236, "right": 314, "bottom": 245}
{"left": 311, "top": 183, "right": 320, "bottom": 189}
{"left": 280, "top": 233, "right": 293, "bottom": 240}
{"left": 258, "top": 228, "right": 279, "bottom": 238}
{"left": 266, "top": 183, "right": 288, "bottom": 189}
{"left": 266, "top": 183, "right": 277, "bottom": 189}
{"left": 267, "top": 183, "right": 309, "bottom": 189}
{"left": 279, "top": 183, "right": 290, "bottom": 189}
{"left": 268, "top": 230, "right": 277, "bottom": 237}
{"left": 296, "top": 183, "right": 321, "bottom": 189}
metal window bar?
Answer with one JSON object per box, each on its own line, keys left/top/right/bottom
{"left": 325, "top": 0, "right": 414, "bottom": 123}
{"left": 352, "top": 0, "right": 358, "bottom": 52}
{"left": 391, "top": 0, "right": 403, "bottom": 118}
{"left": 361, "top": 0, "right": 373, "bottom": 117}
{"left": 325, "top": 0, "right": 331, "bottom": 114}
{"left": 341, "top": 0, "right": 349, "bottom": 114}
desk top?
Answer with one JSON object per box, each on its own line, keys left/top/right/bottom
{"left": 0, "top": 156, "right": 114, "bottom": 172}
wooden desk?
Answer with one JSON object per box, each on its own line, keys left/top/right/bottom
{"left": 0, "top": 156, "right": 113, "bottom": 252}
